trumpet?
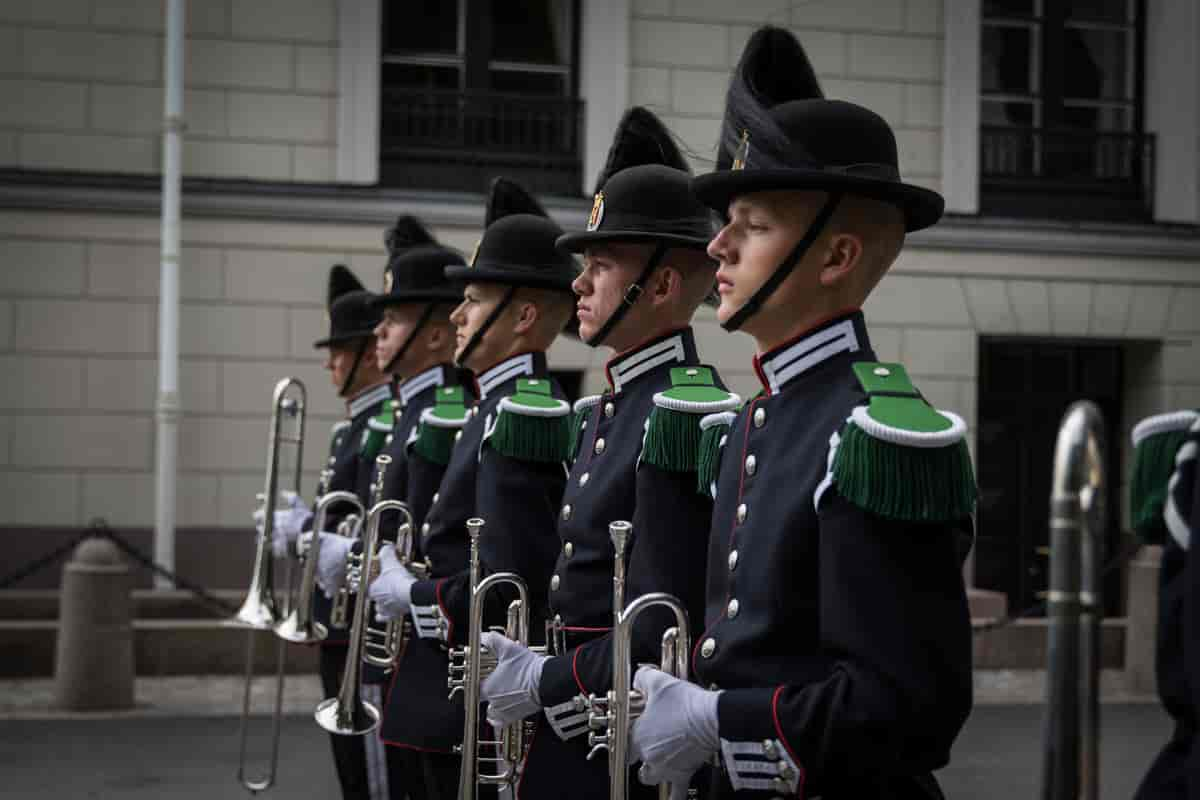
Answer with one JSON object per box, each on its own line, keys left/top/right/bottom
{"left": 1040, "top": 401, "right": 1106, "bottom": 800}
{"left": 448, "top": 518, "right": 535, "bottom": 798}
{"left": 231, "top": 376, "right": 306, "bottom": 794}
{"left": 275, "top": 490, "right": 365, "bottom": 644}
{"left": 586, "top": 521, "right": 691, "bottom": 800}
{"left": 315, "top": 454, "right": 407, "bottom": 735}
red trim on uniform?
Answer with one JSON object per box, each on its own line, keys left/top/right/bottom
{"left": 751, "top": 308, "right": 861, "bottom": 393}
{"left": 435, "top": 578, "right": 453, "bottom": 643}
{"left": 562, "top": 625, "right": 611, "bottom": 632}
{"left": 515, "top": 715, "right": 541, "bottom": 799}
{"left": 771, "top": 685, "right": 807, "bottom": 798}
{"left": 379, "top": 737, "right": 456, "bottom": 754}
{"left": 571, "top": 642, "right": 590, "bottom": 695}
{"left": 603, "top": 327, "right": 690, "bottom": 391}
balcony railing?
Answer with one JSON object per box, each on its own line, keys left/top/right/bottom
{"left": 380, "top": 88, "right": 584, "bottom": 196}
{"left": 980, "top": 126, "right": 1155, "bottom": 222}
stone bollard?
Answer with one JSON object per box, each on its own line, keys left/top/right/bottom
{"left": 54, "top": 537, "right": 135, "bottom": 710}
{"left": 1124, "top": 544, "right": 1162, "bottom": 696}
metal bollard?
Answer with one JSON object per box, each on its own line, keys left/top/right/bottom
{"left": 54, "top": 537, "right": 135, "bottom": 710}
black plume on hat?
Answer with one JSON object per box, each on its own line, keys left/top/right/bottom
{"left": 327, "top": 263, "right": 364, "bottom": 306}
{"left": 485, "top": 177, "right": 549, "bottom": 227}
{"left": 384, "top": 215, "right": 435, "bottom": 255}
{"left": 717, "top": 25, "right": 823, "bottom": 172}
{"left": 593, "top": 106, "right": 690, "bottom": 192}
{"left": 314, "top": 264, "right": 381, "bottom": 348}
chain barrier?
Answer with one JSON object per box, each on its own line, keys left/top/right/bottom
{"left": 0, "top": 517, "right": 237, "bottom": 617}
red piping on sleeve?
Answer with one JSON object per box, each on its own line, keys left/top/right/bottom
{"left": 771, "top": 685, "right": 807, "bottom": 798}
{"left": 571, "top": 643, "right": 590, "bottom": 695}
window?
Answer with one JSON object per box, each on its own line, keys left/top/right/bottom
{"left": 979, "top": 0, "right": 1152, "bottom": 221}
{"left": 379, "top": 0, "right": 584, "bottom": 196}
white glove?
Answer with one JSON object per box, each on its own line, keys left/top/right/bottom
{"left": 629, "top": 666, "right": 720, "bottom": 792}
{"left": 253, "top": 492, "right": 312, "bottom": 558}
{"left": 299, "top": 532, "right": 354, "bottom": 598}
{"left": 479, "top": 631, "right": 548, "bottom": 728}
{"left": 368, "top": 546, "right": 416, "bottom": 621}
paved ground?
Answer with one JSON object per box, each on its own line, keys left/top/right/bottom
{"left": 0, "top": 675, "right": 1176, "bottom": 799}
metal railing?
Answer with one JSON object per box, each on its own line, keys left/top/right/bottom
{"left": 380, "top": 88, "right": 584, "bottom": 195}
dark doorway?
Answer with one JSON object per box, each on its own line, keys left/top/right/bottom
{"left": 975, "top": 338, "right": 1125, "bottom": 615}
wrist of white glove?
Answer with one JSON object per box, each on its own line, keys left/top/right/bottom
{"left": 368, "top": 551, "right": 416, "bottom": 621}
{"left": 629, "top": 667, "right": 720, "bottom": 791}
{"left": 480, "top": 631, "right": 548, "bottom": 729}
{"left": 314, "top": 533, "right": 354, "bottom": 596}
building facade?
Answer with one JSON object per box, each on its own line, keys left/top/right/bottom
{"left": 0, "top": 0, "right": 1197, "bottom": 609}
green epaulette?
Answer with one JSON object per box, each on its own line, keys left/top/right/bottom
{"left": 1130, "top": 410, "right": 1199, "bottom": 543}
{"left": 486, "top": 379, "right": 573, "bottom": 464}
{"left": 697, "top": 410, "right": 738, "bottom": 496}
{"left": 831, "top": 362, "right": 976, "bottom": 523}
{"left": 361, "top": 399, "right": 399, "bottom": 461}
{"left": 413, "top": 386, "right": 470, "bottom": 466}
{"left": 643, "top": 367, "right": 741, "bottom": 484}
{"left": 569, "top": 395, "right": 602, "bottom": 461}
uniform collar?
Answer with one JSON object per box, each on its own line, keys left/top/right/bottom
{"left": 604, "top": 328, "right": 697, "bottom": 394}
{"left": 475, "top": 351, "right": 546, "bottom": 400}
{"left": 753, "top": 310, "right": 868, "bottom": 395}
{"left": 347, "top": 381, "right": 393, "bottom": 418}
{"left": 398, "top": 363, "right": 455, "bottom": 408}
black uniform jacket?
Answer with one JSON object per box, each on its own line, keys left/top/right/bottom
{"left": 695, "top": 311, "right": 974, "bottom": 799}
{"left": 381, "top": 351, "right": 567, "bottom": 752}
{"left": 308, "top": 382, "right": 394, "bottom": 646}
{"left": 521, "top": 328, "right": 722, "bottom": 800}
{"left": 1137, "top": 423, "right": 1200, "bottom": 800}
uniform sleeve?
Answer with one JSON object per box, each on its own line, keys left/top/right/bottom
{"left": 409, "top": 448, "right": 565, "bottom": 648}
{"left": 714, "top": 489, "right": 973, "bottom": 795}
{"left": 539, "top": 464, "right": 712, "bottom": 707}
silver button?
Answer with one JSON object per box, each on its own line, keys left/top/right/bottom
{"left": 728, "top": 550, "right": 739, "bottom": 571}
{"left": 454, "top": 431, "right": 463, "bottom": 443}
{"left": 550, "top": 574, "right": 560, "bottom": 591}
{"left": 579, "top": 472, "right": 590, "bottom": 487}
{"left": 528, "top": 379, "right": 540, "bottom": 386}
{"left": 727, "top": 598, "right": 740, "bottom": 618}
{"left": 421, "top": 522, "right": 430, "bottom": 535}
{"left": 431, "top": 492, "right": 440, "bottom": 505}
{"left": 745, "top": 454, "right": 757, "bottom": 475}
{"left": 564, "top": 542, "right": 574, "bottom": 558}
{"left": 686, "top": 368, "right": 698, "bottom": 376}
{"left": 753, "top": 407, "right": 766, "bottom": 428}
{"left": 604, "top": 402, "right": 615, "bottom": 418}
{"left": 708, "top": 683, "right": 719, "bottom": 691}
{"left": 561, "top": 504, "right": 572, "bottom": 521}
{"left": 594, "top": 438, "right": 606, "bottom": 454}
{"left": 873, "top": 366, "right": 891, "bottom": 377}
{"left": 580, "top": 419, "right": 588, "bottom": 431}
{"left": 700, "top": 638, "right": 716, "bottom": 658}
{"left": 762, "top": 740, "right": 777, "bottom": 759}
{"left": 385, "top": 434, "right": 394, "bottom": 445}
{"left": 736, "top": 503, "right": 747, "bottom": 524}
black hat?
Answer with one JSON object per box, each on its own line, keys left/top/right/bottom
{"left": 557, "top": 107, "right": 713, "bottom": 252}
{"left": 692, "top": 26, "right": 943, "bottom": 232}
{"left": 313, "top": 264, "right": 383, "bottom": 348}
{"left": 444, "top": 177, "right": 577, "bottom": 294}
{"left": 371, "top": 215, "right": 466, "bottom": 308}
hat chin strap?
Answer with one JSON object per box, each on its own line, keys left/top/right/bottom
{"left": 720, "top": 193, "right": 843, "bottom": 332}
{"left": 455, "top": 286, "right": 517, "bottom": 368}
{"left": 338, "top": 337, "right": 370, "bottom": 397}
{"left": 383, "top": 303, "right": 438, "bottom": 375}
{"left": 584, "top": 243, "right": 668, "bottom": 348}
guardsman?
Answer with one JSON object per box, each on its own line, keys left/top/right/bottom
{"left": 366, "top": 216, "right": 473, "bottom": 800}
{"left": 300, "top": 264, "right": 391, "bottom": 800}
{"left": 475, "top": 107, "right": 737, "bottom": 800}
{"left": 367, "top": 177, "right": 578, "bottom": 800}
{"left": 627, "top": 27, "right": 976, "bottom": 798}
{"left": 1132, "top": 409, "right": 1200, "bottom": 800}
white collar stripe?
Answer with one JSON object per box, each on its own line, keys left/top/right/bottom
{"left": 611, "top": 336, "right": 686, "bottom": 393}
{"left": 762, "top": 320, "right": 859, "bottom": 393}
{"left": 349, "top": 383, "right": 393, "bottom": 418}
{"left": 478, "top": 353, "right": 535, "bottom": 398}
{"left": 399, "top": 367, "right": 445, "bottom": 407}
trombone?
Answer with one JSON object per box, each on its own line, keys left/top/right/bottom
{"left": 448, "top": 518, "right": 535, "bottom": 799}
{"left": 230, "top": 377, "right": 306, "bottom": 794}
{"left": 315, "top": 454, "right": 407, "bottom": 735}
{"left": 586, "top": 521, "right": 691, "bottom": 800}
{"left": 1040, "top": 401, "right": 1106, "bottom": 800}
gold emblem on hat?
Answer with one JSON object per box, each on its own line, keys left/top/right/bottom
{"left": 732, "top": 130, "right": 750, "bottom": 171}
{"left": 382, "top": 269, "right": 393, "bottom": 293}
{"left": 587, "top": 191, "right": 605, "bottom": 232}
{"left": 469, "top": 239, "right": 481, "bottom": 267}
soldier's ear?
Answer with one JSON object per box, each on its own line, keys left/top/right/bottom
{"left": 512, "top": 298, "right": 539, "bottom": 336}
{"left": 817, "top": 231, "right": 863, "bottom": 289}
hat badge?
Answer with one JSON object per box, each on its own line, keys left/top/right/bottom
{"left": 732, "top": 130, "right": 750, "bottom": 171}
{"left": 587, "top": 191, "right": 605, "bottom": 232}
{"left": 382, "top": 269, "right": 393, "bottom": 294}
{"left": 469, "top": 238, "right": 481, "bottom": 267}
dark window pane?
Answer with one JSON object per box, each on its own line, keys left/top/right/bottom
{"left": 1066, "top": 0, "right": 1132, "bottom": 24}
{"left": 1062, "top": 102, "right": 1128, "bottom": 131}
{"left": 491, "top": 0, "right": 572, "bottom": 64}
{"left": 1064, "top": 27, "right": 1130, "bottom": 101}
{"left": 982, "top": 25, "right": 1035, "bottom": 94}
{"left": 490, "top": 70, "right": 567, "bottom": 95}
{"left": 385, "top": 0, "right": 458, "bottom": 55}
{"left": 984, "top": 0, "right": 1036, "bottom": 17}
{"left": 383, "top": 63, "right": 460, "bottom": 90}
{"left": 982, "top": 99, "right": 1035, "bottom": 127}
